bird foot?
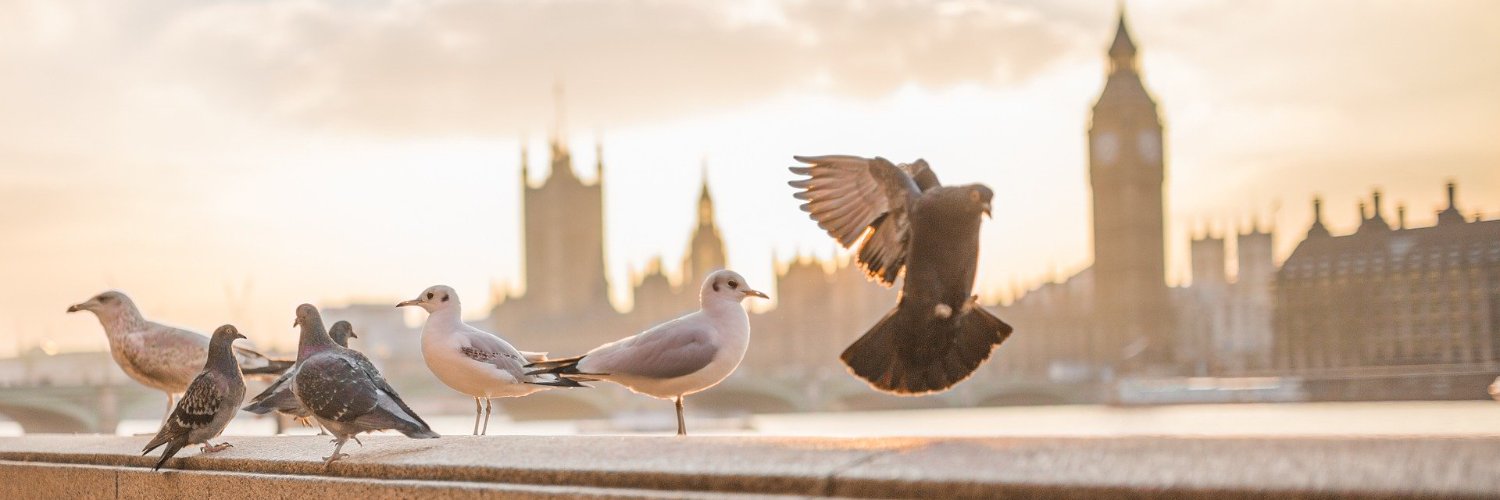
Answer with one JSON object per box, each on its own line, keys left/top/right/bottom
{"left": 321, "top": 453, "right": 349, "bottom": 466}
{"left": 199, "top": 442, "right": 234, "bottom": 453}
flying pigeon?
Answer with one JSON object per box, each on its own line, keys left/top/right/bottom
{"left": 398, "top": 285, "right": 585, "bottom": 436}
{"left": 788, "top": 155, "right": 1013, "bottom": 395}
{"left": 67, "top": 291, "right": 293, "bottom": 418}
{"left": 141, "top": 324, "right": 248, "bottom": 471}
{"left": 242, "top": 320, "right": 357, "bottom": 431}
{"left": 528, "top": 270, "right": 768, "bottom": 435}
{"left": 290, "top": 304, "right": 438, "bottom": 466}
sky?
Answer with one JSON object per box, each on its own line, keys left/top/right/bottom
{"left": 1, "top": 0, "right": 1496, "bottom": 356}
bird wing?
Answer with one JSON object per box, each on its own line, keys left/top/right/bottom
{"left": 901, "top": 159, "right": 942, "bottom": 192}
{"left": 790, "top": 155, "right": 923, "bottom": 285}
{"left": 296, "top": 353, "right": 380, "bottom": 423}
{"left": 455, "top": 325, "right": 530, "bottom": 382}
{"left": 518, "top": 351, "right": 548, "bottom": 363}
{"left": 143, "top": 371, "right": 222, "bottom": 452}
{"left": 584, "top": 316, "right": 720, "bottom": 380}
{"left": 124, "top": 323, "right": 210, "bottom": 391}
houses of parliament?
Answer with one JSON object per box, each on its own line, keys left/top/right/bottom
{"left": 325, "top": 10, "right": 1496, "bottom": 409}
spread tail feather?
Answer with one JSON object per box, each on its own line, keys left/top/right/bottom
{"left": 840, "top": 303, "right": 1013, "bottom": 395}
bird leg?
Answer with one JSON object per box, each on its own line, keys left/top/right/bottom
{"left": 322, "top": 436, "right": 350, "bottom": 466}
{"left": 675, "top": 396, "right": 687, "bottom": 436}
{"left": 162, "top": 393, "right": 176, "bottom": 421}
{"left": 482, "top": 398, "right": 493, "bottom": 436}
{"left": 200, "top": 442, "right": 234, "bottom": 453}
{"left": 472, "top": 397, "right": 482, "bottom": 436}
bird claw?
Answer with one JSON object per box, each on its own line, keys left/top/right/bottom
{"left": 200, "top": 442, "right": 234, "bottom": 453}
{"left": 321, "top": 453, "right": 349, "bottom": 466}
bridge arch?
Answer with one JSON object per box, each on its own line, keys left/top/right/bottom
{"left": 0, "top": 401, "right": 97, "bottom": 434}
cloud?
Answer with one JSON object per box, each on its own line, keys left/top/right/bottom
{"left": 131, "top": 0, "right": 1080, "bottom": 136}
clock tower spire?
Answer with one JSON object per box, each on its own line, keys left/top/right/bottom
{"left": 1087, "top": 8, "right": 1174, "bottom": 375}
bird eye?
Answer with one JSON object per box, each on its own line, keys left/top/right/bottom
{"left": 426, "top": 292, "right": 434, "bottom": 300}
{"left": 97, "top": 295, "right": 111, "bottom": 303}
{"left": 727, "top": 280, "right": 738, "bottom": 289}
{"left": 969, "top": 190, "right": 981, "bottom": 202}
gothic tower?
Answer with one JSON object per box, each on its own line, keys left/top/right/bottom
{"left": 1088, "top": 10, "right": 1174, "bottom": 373}
{"left": 519, "top": 86, "right": 612, "bottom": 317}
{"left": 683, "top": 166, "right": 728, "bottom": 287}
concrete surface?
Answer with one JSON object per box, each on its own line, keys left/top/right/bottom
{"left": 1, "top": 434, "right": 1497, "bottom": 498}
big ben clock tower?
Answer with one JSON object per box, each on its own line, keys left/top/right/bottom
{"left": 1088, "top": 10, "right": 1174, "bottom": 375}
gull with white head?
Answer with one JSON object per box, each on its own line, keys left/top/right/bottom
{"left": 527, "top": 269, "right": 768, "bottom": 435}
{"left": 398, "top": 285, "right": 585, "bottom": 435}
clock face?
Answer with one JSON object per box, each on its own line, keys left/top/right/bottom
{"left": 1137, "top": 130, "right": 1161, "bottom": 163}
{"left": 1093, "top": 132, "right": 1119, "bottom": 164}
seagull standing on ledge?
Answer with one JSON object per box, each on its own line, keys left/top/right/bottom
{"left": 142, "top": 324, "right": 247, "bottom": 471}
{"left": 527, "top": 270, "right": 768, "bottom": 435}
{"left": 788, "top": 155, "right": 1013, "bottom": 395}
{"left": 398, "top": 285, "right": 585, "bottom": 436}
{"left": 67, "top": 290, "right": 293, "bottom": 419}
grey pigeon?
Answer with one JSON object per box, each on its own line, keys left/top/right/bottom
{"left": 789, "top": 155, "right": 1013, "bottom": 395}
{"left": 290, "top": 304, "right": 438, "bottom": 466}
{"left": 243, "top": 320, "right": 357, "bottom": 431}
{"left": 141, "top": 324, "right": 248, "bottom": 471}
{"left": 67, "top": 291, "right": 293, "bottom": 418}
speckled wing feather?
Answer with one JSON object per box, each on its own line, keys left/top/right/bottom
{"left": 143, "top": 371, "right": 223, "bottom": 453}
{"left": 789, "top": 155, "right": 922, "bottom": 285}
{"left": 297, "top": 350, "right": 434, "bottom": 436}
{"left": 123, "top": 324, "right": 210, "bottom": 392}
{"left": 457, "top": 326, "right": 533, "bottom": 382}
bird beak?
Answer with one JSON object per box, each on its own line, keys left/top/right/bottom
{"left": 743, "top": 289, "right": 769, "bottom": 299}
{"left": 982, "top": 202, "right": 992, "bottom": 219}
{"left": 396, "top": 299, "right": 423, "bottom": 308}
{"left": 235, "top": 333, "right": 247, "bottom": 340}
{"left": 66, "top": 304, "right": 83, "bottom": 313}
{"left": 292, "top": 317, "right": 300, "bottom": 327}
{"left": 349, "top": 331, "right": 359, "bottom": 339}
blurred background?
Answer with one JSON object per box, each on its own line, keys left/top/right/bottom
{"left": 0, "top": 0, "right": 1497, "bottom": 436}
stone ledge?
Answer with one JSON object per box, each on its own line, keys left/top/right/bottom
{"left": 1, "top": 435, "right": 1498, "bottom": 499}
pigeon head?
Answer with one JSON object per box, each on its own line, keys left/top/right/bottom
{"left": 292, "top": 303, "right": 322, "bottom": 328}
{"left": 329, "top": 320, "right": 358, "bottom": 348}
{"left": 929, "top": 184, "right": 994, "bottom": 219}
{"left": 396, "top": 285, "right": 459, "bottom": 313}
{"left": 210, "top": 324, "right": 248, "bottom": 342}
{"left": 207, "top": 324, "right": 247, "bottom": 371}
{"left": 701, "top": 270, "right": 769, "bottom": 304}
{"left": 66, "top": 290, "right": 136, "bottom": 317}
{"left": 964, "top": 184, "right": 994, "bottom": 218}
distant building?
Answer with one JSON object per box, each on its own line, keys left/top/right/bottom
{"left": 1179, "top": 225, "right": 1275, "bottom": 374}
{"left": 485, "top": 107, "right": 893, "bottom": 388}
{"left": 994, "top": 10, "right": 1181, "bottom": 382}
{"left": 1273, "top": 184, "right": 1500, "bottom": 375}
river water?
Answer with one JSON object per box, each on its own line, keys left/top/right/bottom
{"left": 5, "top": 401, "right": 1500, "bottom": 437}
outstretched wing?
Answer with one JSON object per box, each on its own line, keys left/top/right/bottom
{"left": 789, "top": 155, "right": 923, "bottom": 285}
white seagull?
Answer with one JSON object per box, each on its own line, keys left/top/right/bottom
{"left": 527, "top": 269, "right": 768, "bottom": 435}
{"left": 397, "top": 285, "right": 584, "bottom": 435}
{"left": 67, "top": 290, "right": 292, "bottom": 419}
